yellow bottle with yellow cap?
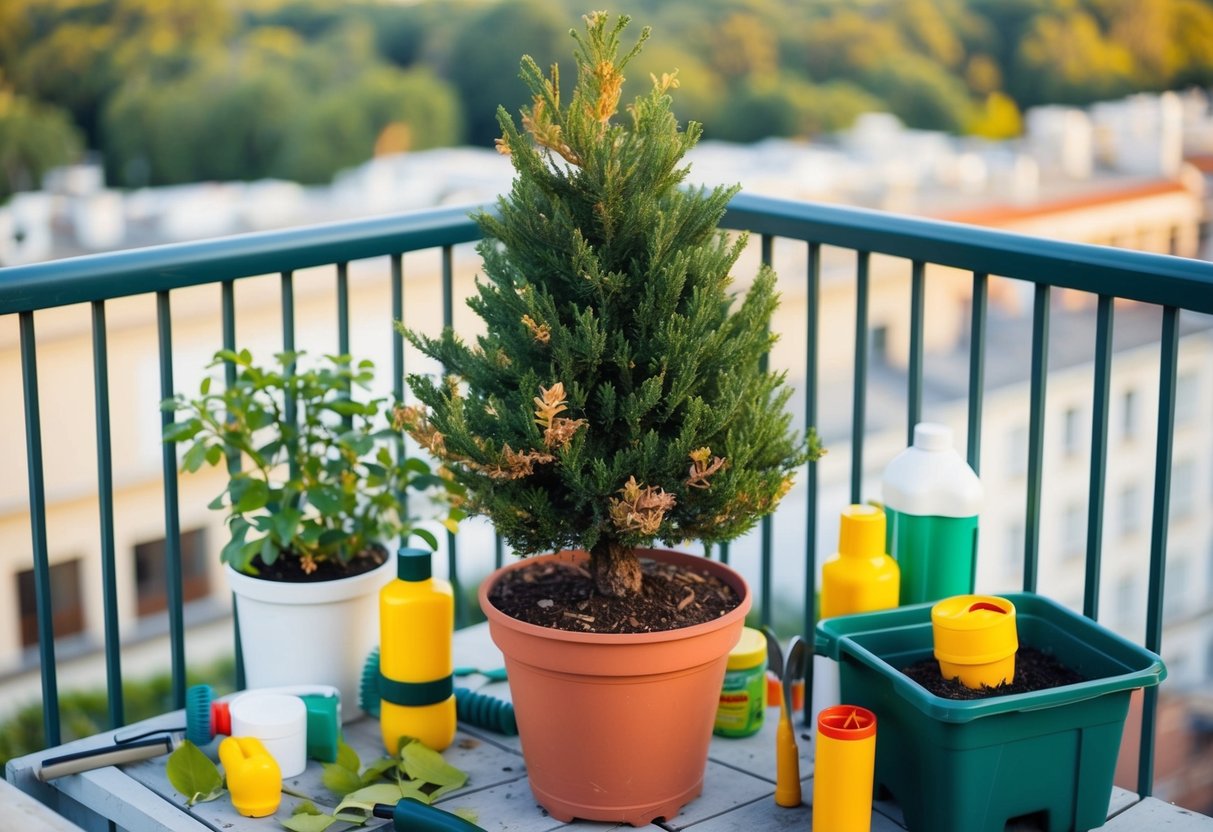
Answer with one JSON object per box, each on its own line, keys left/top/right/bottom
{"left": 713, "top": 627, "right": 767, "bottom": 737}
{"left": 379, "top": 546, "right": 456, "bottom": 753}
{"left": 821, "top": 504, "right": 900, "bottom": 619}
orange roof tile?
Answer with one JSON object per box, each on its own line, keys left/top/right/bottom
{"left": 937, "top": 180, "right": 1190, "bottom": 227}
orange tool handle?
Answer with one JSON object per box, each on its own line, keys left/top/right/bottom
{"left": 774, "top": 715, "right": 802, "bottom": 807}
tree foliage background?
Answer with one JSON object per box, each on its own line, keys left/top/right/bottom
{"left": 3, "top": 0, "right": 1212, "bottom": 202}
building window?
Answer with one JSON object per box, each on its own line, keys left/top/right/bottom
{"left": 134, "top": 528, "right": 209, "bottom": 617}
{"left": 1062, "top": 406, "right": 1083, "bottom": 458}
{"left": 1164, "top": 556, "right": 1189, "bottom": 622}
{"left": 1115, "top": 575, "right": 1139, "bottom": 634}
{"left": 17, "top": 558, "right": 85, "bottom": 648}
{"left": 1008, "top": 424, "right": 1029, "bottom": 477}
{"left": 1005, "top": 520, "right": 1025, "bottom": 580}
{"left": 1118, "top": 484, "right": 1143, "bottom": 538}
{"left": 1062, "top": 502, "right": 1085, "bottom": 561}
{"left": 1170, "top": 458, "right": 1196, "bottom": 521}
{"left": 870, "top": 325, "right": 889, "bottom": 364}
{"left": 1174, "top": 371, "right": 1199, "bottom": 426}
{"left": 1121, "top": 389, "right": 1138, "bottom": 440}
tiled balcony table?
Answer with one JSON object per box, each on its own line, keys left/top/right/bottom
{"left": 6, "top": 623, "right": 1211, "bottom": 831}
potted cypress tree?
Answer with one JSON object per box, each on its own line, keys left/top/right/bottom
{"left": 398, "top": 13, "right": 820, "bottom": 825}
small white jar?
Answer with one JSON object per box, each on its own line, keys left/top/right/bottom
{"left": 229, "top": 692, "right": 307, "bottom": 777}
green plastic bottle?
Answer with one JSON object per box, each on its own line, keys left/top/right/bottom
{"left": 882, "top": 423, "right": 982, "bottom": 606}
{"left": 379, "top": 547, "right": 456, "bottom": 753}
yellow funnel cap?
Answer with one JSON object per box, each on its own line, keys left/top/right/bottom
{"left": 839, "top": 504, "right": 886, "bottom": 558}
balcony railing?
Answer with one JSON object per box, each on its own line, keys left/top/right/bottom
{"left": 2, "top": 192, "right": 1212, "bottom": 804}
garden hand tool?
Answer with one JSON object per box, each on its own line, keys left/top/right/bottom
{"left": 36, "top": 733, "right": 179, "bottom": 782}
{"left": 763, "top": 628, "right": 804, "bottom": 808}
{"left": 373, "top": 797, "right": 486, "bottom": 830}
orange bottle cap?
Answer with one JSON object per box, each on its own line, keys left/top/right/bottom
{"left": 817, "top": 705, "right": 877, "bottom": 740}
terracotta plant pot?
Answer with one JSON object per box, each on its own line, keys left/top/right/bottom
{"left": 478, "top": 548, "right": 751, "bottom": 827}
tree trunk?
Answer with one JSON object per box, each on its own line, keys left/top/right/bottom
{"left": 589, "top": 540, "right": 643, "bottom": 597}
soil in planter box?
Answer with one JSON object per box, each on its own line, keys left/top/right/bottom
{"left": 487, "top": 558, "right": 741, "bottom": 634}
{"left": 902, "top": 647, "right": 1088, "bottom": 700}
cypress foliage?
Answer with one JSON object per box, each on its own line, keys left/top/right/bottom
{"left": 400, "top": 12, "right": 821, "bottom": 597}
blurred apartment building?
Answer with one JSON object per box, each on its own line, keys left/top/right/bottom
{"left": 1, "top": 89, "right": 1212, "bottom": 805}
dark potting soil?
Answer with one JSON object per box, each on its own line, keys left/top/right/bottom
{"left": 248, "top": 544, "right": 388, "bottom": 583}
{"left": 487, "top": 558, "right": 742, "bottom": 634}
{"left": 902, "top": 646, "right": 1087, "bottom": 700}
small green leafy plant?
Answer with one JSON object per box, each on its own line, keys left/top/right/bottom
{"left": 165, "top": 349, "right": 461, "bottom": 578}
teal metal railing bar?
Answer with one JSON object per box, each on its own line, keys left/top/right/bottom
{"left": 1085, "top": 296, "right": 1114, "bottom": 623}
{"left": 966, "top": 272, "right": 988, "bottom": 473}
{"left": 91, "top": 301, "right": 124, "bottom": 731}
{"left": 4, "top": 192, "right": 1213, "bottom": 795}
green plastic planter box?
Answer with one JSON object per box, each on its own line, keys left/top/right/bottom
{"left": 815, "top": 592, "right": 1165, "bottom": 832}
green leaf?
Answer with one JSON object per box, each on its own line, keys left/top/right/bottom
{"left": 163, "top": 420, "right": 202, "bottom": 443}
{"left": 259, "top": 535, "right": 277, "bottom": 566}
{"left": 321, "top": 761, "right": 364, "bottom": 797}
{"left": 359, "top": 755, "right": 398, "bottom": 785}
{"left": 325, "top": 400, "right": 370, "bottom": 417}
{"left": 400, "top": 742, "right": 468, "bottom": 791}
{"left": 410, "top": 529, "right": 438, "bottom": 550}
{"left": 397, "top": 779, "right": 432, "bottom": 803}
{"left": 165, "top": 740, "right": 224, "bottom": 807}
{"left": 451, "top": 808, "right": 480, "bottom": 825}
{"left": 281, "top": 812, "right": 336, "bottom": 832}
{"left": 307, "top": 486, "right": 344, "bottom": 515}
{"left": 270, "top": 508, "right": 302, "bottom": 545}
{"left": 180, "top": 441, "right": 210, "bottom": 473}
{"left": 204, "top": 444, "right": 224, "bottom": 466}
{"left": 335, "top": 740, "right": 360, "bottom": 773}
{"left": 231, "top": 478, "right": 270, "bottom": 513}
{"left": 334, "top": 783, "right": 407, "bottom": 815}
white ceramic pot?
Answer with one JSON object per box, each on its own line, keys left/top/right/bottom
{"left": 226, "top": 557, "right": 393, "bottom": 721}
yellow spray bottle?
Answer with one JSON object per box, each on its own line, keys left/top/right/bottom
{"left": 379, "top": 546, "right": 456, "bottom": 753}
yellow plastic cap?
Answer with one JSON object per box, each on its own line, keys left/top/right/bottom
{"left": 838, "top": 504, "right": 886, "bottom": 558}
{"left": 727, "top": 626, "right": 767, "bottom": 671}
{"left": 931, "top": 595, "right": 1018, "bottom": 689}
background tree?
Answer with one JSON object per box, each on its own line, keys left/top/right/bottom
{"left": 445, "top": 0, "right": 568, "bottom": 148}
{"left": 0, "top": 81, "right": 83, "bottom": 202}
{"left": 7, "top": 0, "right": 1213, "bottom": 188}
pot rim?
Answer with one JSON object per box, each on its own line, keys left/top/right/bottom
{"left": 225, "top": 554, "right": 393, "bottom": 605}
{"left": 477, "top": 547, "right": 752, "bottom": 645}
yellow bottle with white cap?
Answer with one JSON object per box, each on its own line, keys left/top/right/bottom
{"left": 821, "top": 505, "right": 900, "bottom": 619}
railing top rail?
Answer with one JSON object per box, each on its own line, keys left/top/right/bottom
{"left": 722, "top": 192, "right": 1213, "bottom": 315}
{"left": 3, "top": 192, "right": 1212, "bottom": 316}
{"left": 0, "top": 204, "right": 484, "bottom": 315}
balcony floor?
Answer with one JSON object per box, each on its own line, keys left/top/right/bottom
{"left": 5, "top": 623, "right": 1212, "bottom": 831}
